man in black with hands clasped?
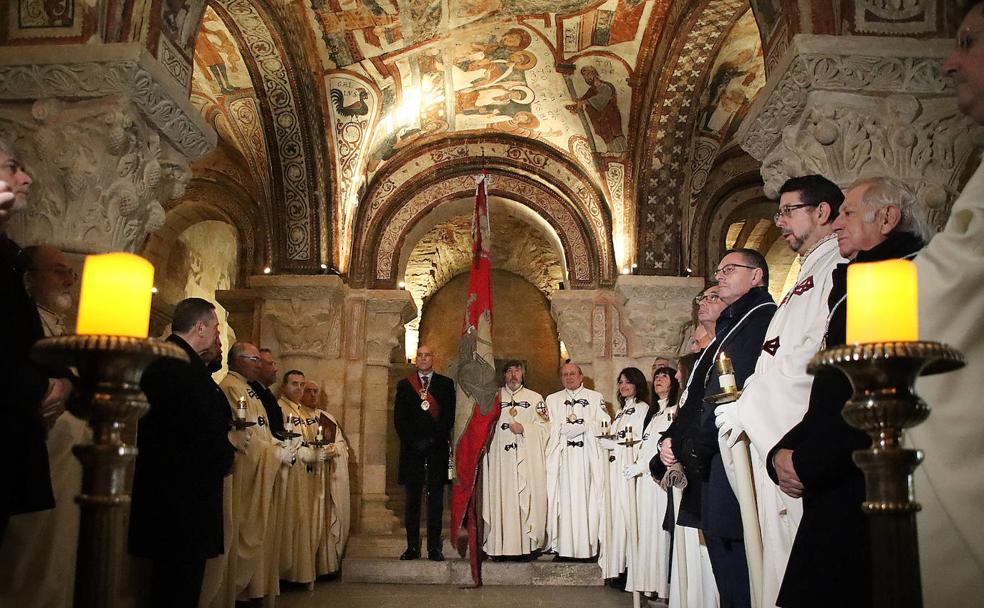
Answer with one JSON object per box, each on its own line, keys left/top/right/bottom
{"left": 395, "top": 344, "right": 456, "bottom": 561}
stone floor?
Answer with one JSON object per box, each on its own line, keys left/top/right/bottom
{"left": 277, "top": 581, "right": 668, "bottom": 608}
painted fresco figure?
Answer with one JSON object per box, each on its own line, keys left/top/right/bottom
{"left": 571, "top": 66, "right": 627, "bottom": 153}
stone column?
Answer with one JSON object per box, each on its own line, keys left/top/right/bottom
{"left": 739, "top": 35, "right": 983, "bottom": 228}
{"left": 355, "top": 289, "right": 416, "bottom": 534}
{"left": 551, "top": 276, "right": 702, "bottom": 401}
{"left": 0, "top": 44, "right": 215, "bottom": 252}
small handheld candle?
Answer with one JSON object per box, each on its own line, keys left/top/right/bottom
{"left": 285, "top": 415, "right": 294, "bottom": 432}
{"left": 236, "top": 396, "right": 247, "bottom": 420}
{"left": 717, "top": 352, "right": 737, "bottom": 393}
{"left": 316, "top": 424, "right": 323, "bottom": 442}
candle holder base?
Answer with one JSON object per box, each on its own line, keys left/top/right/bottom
{"left": 808, "top": 340, "right": 964, "bottom": 608}
{"left": 31, "top": 335, "right": 188, "bottom": 608}
{"left": 231, "top": 419, "right": 257, "bottom": 430}
{"left": 276, "top": 430, "right": 302, "bottom": 441}
{"left": 704, "top": 389, "right": 742, "bottom": 406}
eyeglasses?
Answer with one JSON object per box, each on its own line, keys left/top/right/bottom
{"left": 237, "top": 355, "right": 261, "bottom": 362}
{"left": 773, "top": 203, "right": 817, "bottom": 222}
{"left": 694, "top": 293, "right": 722, "bottom": 305}
{"left": 710, "top": 264, "right": 757, "bottom": 281}
{"left": 957, "top": 25, "right": 983, "bottom": 52}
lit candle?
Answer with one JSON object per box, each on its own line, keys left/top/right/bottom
{"left": 285, "top": 415, "right": 294, "bottom": 432}
{"left": 316, "top": 424, "right": 323, "bottom": 442}
{"left": 846, "top": 259, "right": 918, "bottom": 344}
{"left": 236, "top": 396, "right": 247, "bottom": 420}
{"left": 717, "top": 352, "right": 737, "bottom": 393}
{"left": 76, "top": 253, "right": 154, "bottom": 338}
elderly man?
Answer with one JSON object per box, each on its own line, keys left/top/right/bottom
{"left": 714, "top": 174, "right": 846, "bottom": 607}
{"left": 483, "top": 360, "right": 549, "bottom": 560}
{"left": 0, "top": 243, "right": 87, "bottom": 607}
{"left": 690, "top": 249, "right": 776, "bottom": 608}
{"left": 544, "top": 363, "right": 607, "bottom": 561}
{"left": 203, "top": 342, "right": 295, "bottom": 607}
{"left": 129, "top": 298, "right": 238, "bottom": 608}
{"left": 249, "top": 348, "right": 285, "bottom": 436}
{"left": 0, "top": 139, "right": 72, "bottom": 542}
{"left": 909, "top": 3, "right": 984, "bottom": 605}
{"left": 301, "top": 381, "right": 351, "bottom": 576}
{"left": 394, "top": 345, "right": 456, "bottom": 561}
{"left": 768, "top": 178, "right": 929, "bottom": 607}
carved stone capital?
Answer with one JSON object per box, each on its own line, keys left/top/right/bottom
{"left": 550, "top": 291, "right": 598, "bottom": 364}
{"left": 0, "top": 44, "right": 215, "bottom": 158}
{"left": 1, "top": 97, "right": 193, "bottom": 253}
{"left": 739, "top": 34, "right": 983, "bottom": 225}
{"left": 359, "top": 290, "right": 417, "bottom": 366}
{"left": 248, "top": 275, "right": 347, "bottom": 360}
{"left": 616, "top": 276, "right": 704, "bottom": 359}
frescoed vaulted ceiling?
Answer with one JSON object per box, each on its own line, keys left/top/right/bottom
{"left": 176, "top": 0, "right": 767, "bottom": 278}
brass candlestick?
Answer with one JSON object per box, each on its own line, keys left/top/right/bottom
{"left": 808, "top": 341, "right": 964, "bottom": 608}
{"left": 31, "top": 335, "right": 188, "bottom": 608}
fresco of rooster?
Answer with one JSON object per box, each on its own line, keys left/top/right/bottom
{"left": 330, "top": 87, "right": 370, "bottom": 117}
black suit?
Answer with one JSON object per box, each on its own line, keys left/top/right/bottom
{"left": 129, "top": 334, "right": 235, "bottom": 608}
{"left": 767, "top": 232, "right": 923, "bottom": 608}
{"left": 0, "top": 235, "right": 59, "bottom": 539}
{"left": 394, "top": 371, "right": 455, "bottom": 553}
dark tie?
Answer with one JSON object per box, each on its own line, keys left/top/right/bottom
{"left": 422, "top": 375, "right": 430, "bottom": 389}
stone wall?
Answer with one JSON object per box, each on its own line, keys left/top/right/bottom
{"left": 419, "top": 270, "right": 562, "bottom": 396}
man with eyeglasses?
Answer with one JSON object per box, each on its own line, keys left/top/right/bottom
{"left": 691, "top": 248, "right": 776, "bottom": 608}
{"left": 0, "top": 241, "right": 87, "bottom": 606}
{"left": 713, "top": 175, "right": 846, "bottom": 608}
{"left": 208, "top": 342, "right": 296, "bottom": 607}
{"left": 766, "top": 177, "right": 930, "bottom": 607}
{"left": 907, "top": 1, "right": 984, "bottom": 604}
{"left": 248, "top": 348, "right": 286, "bottom": 437}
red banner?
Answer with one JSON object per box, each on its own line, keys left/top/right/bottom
{"left": 449, "top": 174, "right": 501, "bottom": 587}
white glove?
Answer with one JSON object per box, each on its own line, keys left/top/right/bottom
{"left": 715, "top": 403, "right": 743, "bottom": 448}
{"left": 622, "top": 461, "right": 648, "bottom": 479}
{"left": 227, "top": 429, "right": 252, "bottom": 453}
{"left": 598, "top": 437, "right": 618, "bottom": 450}
{"left": 298, "top": 446, "right": 319, "bottom": 464}
{"left": 277, "top": 445, "right": 297, "bottom": 467}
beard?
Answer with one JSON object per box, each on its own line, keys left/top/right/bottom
{"left": 506, "top": 380, "right": 523, "bottom": 391}
{"left": 35, "top": 289, "right": 73, "bottom": 313}
{"left": 783, "top": 230, "right": 806, "bottom": 252}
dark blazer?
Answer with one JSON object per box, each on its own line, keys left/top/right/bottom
{"left": 0, "top": 234, "right": 57, "bottom": 522}
{"left": 394, "top": 372, "right": 456, "bottom": 486}
{"left": 767, "top": 231, "right": 923, "bottom": 608}
{"left": 128, "top": 334, "right": 235, "bottom": 560}
{"left": 697, "top": 286, "right": 776, "bottom": 539}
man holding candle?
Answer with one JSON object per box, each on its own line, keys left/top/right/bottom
{"left": 302, "top": 381, "right": 351, "bottom": 576}
{"left": 210, "top": 341, "right": 295, "bottom": 606}
{"left": 713, "top": 174, "right": 846, "bottom": 608}
{"left": 394, "top": 344, "right": 456, "bottom": 561}
{"left": 909, "top": 3, "right": 984, "bottom": 603}
{"left": 129, "top": 298, "right": 237, "bottom": 608}
{"left": 767, "top": 177, "right": 929, "bottom": 607}
{"left": 0, "top": 139, "right": 73, "bottom": 543}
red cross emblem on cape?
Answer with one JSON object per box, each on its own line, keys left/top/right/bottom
{"left": 762, "top": 336, "right": 781, "bottom": 356}
{"left": 780, "top": 275, "right": 815, "bottom": 306}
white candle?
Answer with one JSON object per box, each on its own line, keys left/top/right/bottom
{"left": 236, "top": 397, "right": 247, "bottom": 420}
{"left": 285, "top": 415, "right": 294, "bottom": 432}
{"left": 316, "top": 424, "right": 323, "bottom": 442}
{"left": 717, "top": 352, "right": 737, "bottom": 393}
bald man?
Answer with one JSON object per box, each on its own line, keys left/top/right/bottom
{"left": 544, "top": 363, "right": 608, "bottom": 561}
{"left": 394, "top": 345, "right": 456, "bottom": 561}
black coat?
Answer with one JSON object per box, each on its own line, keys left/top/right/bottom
{"left": 394, "top": 372, "right": 455, "bottom": 486}
{"left": 0, "top": 234, "right": 57, "bottom": 522}
{"left": 697, "top": 286, "right": 775, "bottom": 539}
{"left": 767, "top": 231, "right": 924, "bottom": 608}
{"left": 248, "top": 380, "right": 285, "bottom": 436}
{"left": 128, "top": 334, "right": 235, "bottom": 560}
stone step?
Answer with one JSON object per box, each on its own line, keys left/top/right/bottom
{"left": 341, "top": 556, "right": 604, "bottom": 586}
{"left": 345, "top": 532, "right": 456, "bottom": 558}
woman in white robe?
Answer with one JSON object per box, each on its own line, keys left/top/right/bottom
{"left": 598, "top": 367, "right": 650, "bottom": 581}
{"left": 623, "top": 366, "right": 680, "bottom": 599}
